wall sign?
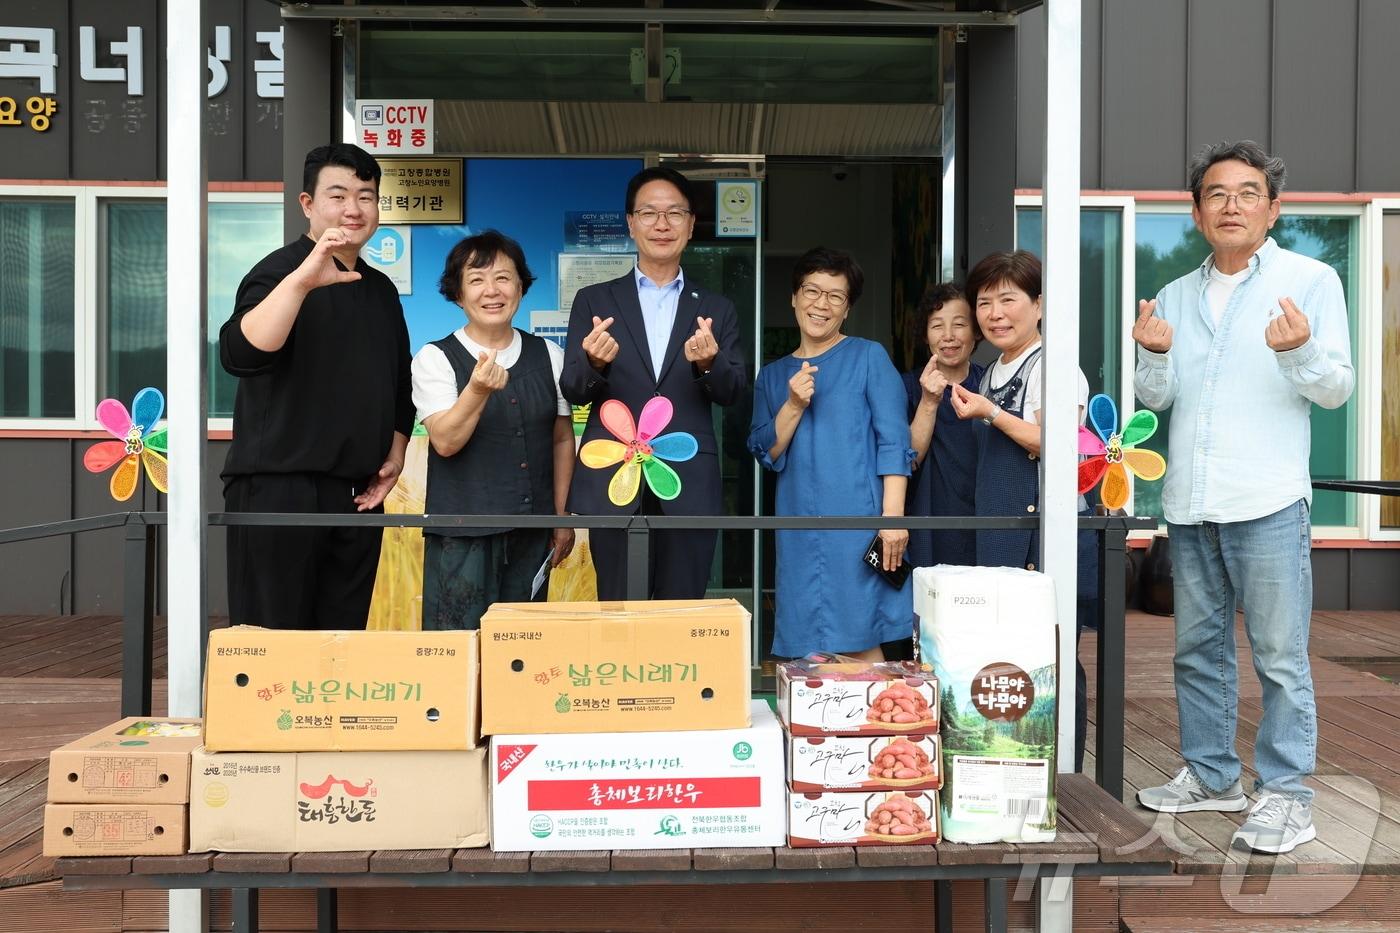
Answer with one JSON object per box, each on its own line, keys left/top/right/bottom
{"left": 356, "top": 98, "right": 433, "bottom": 154}
{"left": 377, "top": 158, "right": 463, "bottom": 224}
{"left": 715, "top": 181, "right": 757, "bottom": 238}
{"left": 362, "top": 226, "right": 412, "bottom": 295}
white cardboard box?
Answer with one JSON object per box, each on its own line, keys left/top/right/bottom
{"left": 490, "top": 700, "right": 785, "bottom": 851}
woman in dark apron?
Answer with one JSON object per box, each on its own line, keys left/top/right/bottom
{"left": 949, "top": 250, "right": 1099, "bottom": 772}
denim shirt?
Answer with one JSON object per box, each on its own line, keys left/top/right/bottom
{"left": 1133, "top": 237, "right": 1354, "bottom": 526}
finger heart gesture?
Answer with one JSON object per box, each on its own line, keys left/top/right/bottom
{"left": 788, "top": 360, "right": 817, "bottom": 409}
{"left": 685, "top": 316, "right": 719, "bottom": 369}
{"left": 469, "top": 349, "right": 509, "bottom": 395}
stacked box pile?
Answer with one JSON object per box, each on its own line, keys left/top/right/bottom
{"left": 191, "top": 627, "right": 490, "bottom": 852}
{"left": 776, "top": 659, "right": 942, "bottom": 847}
{"left": 43, "top": 718, "right": 202, "bottom": 856}
{"left": 914, "top": 564, "right": 1059, "bottom": 844}
{"left": 479, "top": 599, "right": 787, "bottom": 851}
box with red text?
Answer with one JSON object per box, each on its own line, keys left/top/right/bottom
{"left": 489, "top": 701, "right": 783, "bottom": 851}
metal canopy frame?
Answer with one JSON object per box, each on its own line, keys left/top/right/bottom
{"left": 272, "top": 3, "right": 1016, "bottom": 28}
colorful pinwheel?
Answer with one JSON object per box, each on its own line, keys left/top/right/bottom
{"left": 579, "top": 397, "right": 698, "bottom": 506}
{"left": 83, "top": 387, "right": 170, "bottom": 502}
{"left": 1077, "top": 393, "right": 1165, "bottom": 510}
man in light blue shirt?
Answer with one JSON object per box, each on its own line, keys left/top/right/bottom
{"left": 1133, "top": 141, "right": 1354, "bottom": 856}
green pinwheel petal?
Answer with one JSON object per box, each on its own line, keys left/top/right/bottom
{"left": 144, "top": 428, "right": 168, "bottom": 453}
{"left": 641, "top": 456, "right": 683, "bottom": 501}
{"left": 1121, "top": 408, "right": 1158, "bottom": 447}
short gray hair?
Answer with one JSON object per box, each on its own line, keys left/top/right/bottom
{"left": 1187, "top": 140, "right": 1286, "bottom": 204}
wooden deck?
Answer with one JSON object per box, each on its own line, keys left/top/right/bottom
{"left": 0, "top": 610, "right": 1398, "bottom": 930}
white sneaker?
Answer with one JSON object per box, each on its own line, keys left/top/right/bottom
{"left": 1137, "top": 766, "right": 1249, "bottom": 813}
{"left": 1231, "top": 792, "right": 1316, "bottom": 854}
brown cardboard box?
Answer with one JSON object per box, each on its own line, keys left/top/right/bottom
{"left": 43, "top": 803, "right": 187, "bottom": 856}
{"left": 203, "top": 627, "right": 479, "bottom": 752}
{"left": 188, "top": 746, "right": 488, "bottom": 852}
{"left": 788, "top": 733, "right": 942, "bottom": 792}
{"left": 47, "top": 718, "right": 201, "bottom": 804}
{"left": 479, "top": 599, "right": 751, "bottom": 735}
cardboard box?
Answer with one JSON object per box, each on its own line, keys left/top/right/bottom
{"left": 479, "top": 599, "right": 751, "bottom": 735}
{"left": 788, "top": 733, "right": 942, "bottom": 792}
{"left": 43, "top": 803, "right": 187, "bottom": 856}
{"left": 203, "top": 627, "right": 479, "bottom": 752}
{"left": 189, "top": 746, "right": 488, "bottom": 852}
{"left": 47, "top": 718, "right": 202, "bottom": 804}
{"left": 786, "top": 789, "right": 940, "bottom": 847}
{"left": 915, "top": 565, "right": 1058, "bottom": 843}
{"left": 777, "top": 660, "right": 938, "bottom": 736}
{"left": 490, "top": 700, "right": 784, "bottom": 851}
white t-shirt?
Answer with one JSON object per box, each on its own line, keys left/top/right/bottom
{"left": 986, "top": 341, "right": 1089, "bottom": 426}
{"left": 1205, "top": 264, "right": 1250, "bottom": 327}
{"left": 411, "top": 327, "right": 568, "bottom": 424}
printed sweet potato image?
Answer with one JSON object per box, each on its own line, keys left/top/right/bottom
{"left": 865, "top": 681, "right": 935, "bottom": 728}
{"left": 863, "top": 792, "right": 934, "bottom": 840}
{"left": 867, "top": 737, "right": 936, "bottom": 782}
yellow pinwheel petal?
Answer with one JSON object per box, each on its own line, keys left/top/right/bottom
{"left": 1123, "top": 447, "right": 1167, "bottom": 482}
{"left": 142, "top": 448, "right": 170, "bottom": 494}
{"left": 110, "top": 455, "right": 140, "bottom": 502}
{"left": 607, "top": 457, "right": 642, "bottom": 507}
{"left": 580, "top": 439, "right": 628, "bottom": 469}
{"left": 1101, "top": 462, "right": 1130, "bottom": 510}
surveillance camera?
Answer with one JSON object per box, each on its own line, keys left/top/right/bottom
{"left": 831, "top": 164, "right": 848, "bottom": 182}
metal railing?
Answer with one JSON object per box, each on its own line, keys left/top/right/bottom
{"left": 0, "top": 511, "right": 1154, "bottom": 798}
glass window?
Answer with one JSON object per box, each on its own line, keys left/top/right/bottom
{"left": 103, "top": 199, "right": 282, "bottom": 418}
{"left": 1014, "top": 206, "right": 1124, "bottom": 397}
{"left": 1131, "top": 211, "right": 1360, "bottom": 526}
{"left": 0, "top": 199, "right": 75, "bottom": 418}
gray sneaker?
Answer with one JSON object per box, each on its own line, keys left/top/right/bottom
{"left": 1137, "top": 766, "right": 1249, "bottom": 813}
{"left": 1231, "top": 792, "right": 1316, "bottom": 854}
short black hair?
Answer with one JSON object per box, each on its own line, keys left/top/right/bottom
{"left": 625, "top": 166, "right": 693, "bottom": 214}
{"left": 1188, "top": 139, "right": 1287, "bottom": 205}
{"left": 790, "top": 247, "right": 865, "bottom": 307}
{"left": 918, "top": 282, "right": 981, "bottom": 343}
{"left": 966, "top": 250, "right": 1042, "bottom": 304}
{"left": 302, "top": 143, "right": 382, "bottom": 197}
{"left": 438, "top": 230, "right": 535, "bottom": 304}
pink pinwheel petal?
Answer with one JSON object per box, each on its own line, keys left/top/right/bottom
{"left": 1078, "top": 456, "right": 1108, "bottom": 495}
{"left": 96, "top": 398, "right": 133, "bottom": 439}
{"left": 1078, "top": 425, "right": 1107, "bottom": 456}
{"left": 636, "top": 396, "right": 674, "bottom": 443}
{"left": 83, "top": 440, "right": 129, "bottom": 473}
{"left": 599, "top": 399, "right": 637, "bottom": 444}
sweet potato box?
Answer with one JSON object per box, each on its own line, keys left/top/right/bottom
{"left": 776, "top": 659, "right": 938, "bottom": 736}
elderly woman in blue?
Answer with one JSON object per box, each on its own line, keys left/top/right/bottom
{"left": 748, "top": 247, "right": 914, "bottom": 662}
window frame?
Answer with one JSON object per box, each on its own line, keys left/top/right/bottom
{"left": 1364, "top": 198, "right": 1400, "bottom": 541}
{"left": 0, "top": 185, "right": 281, "bottom": 433}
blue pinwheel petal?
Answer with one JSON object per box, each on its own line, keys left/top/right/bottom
{"left": 649, "top": 432, "right": 698, "bottom": 463}
{"left": 131, "top": 387, "right": 165, "bottom": 437}
{"left": 1087, "top": 393, "right": 1118, "bottom": 445}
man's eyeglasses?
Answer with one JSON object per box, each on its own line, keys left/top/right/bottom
{"left": 798, "top": 284, "right": 850, "bottom": 309}
{"left": 1202, "top": 189, "right": 1266, "bottom": 211}
{"left": 631, "top": 208, "right": 692, "bottom": 227}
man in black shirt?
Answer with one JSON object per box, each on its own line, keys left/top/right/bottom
{"left": 219, "top": 143, "right": 414, "bottom": 629}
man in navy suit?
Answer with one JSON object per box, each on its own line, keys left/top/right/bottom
{"left": 561, "top": 167, "right": 747, "bottom": 599}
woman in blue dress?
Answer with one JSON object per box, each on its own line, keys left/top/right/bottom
{"left": 748, "top": 247, "right": 915, "bottom": 661}
{"left": 903, "top": 283, "right": 984, "bottom": 568}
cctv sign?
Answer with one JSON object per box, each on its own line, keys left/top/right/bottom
{"left": 355, "top": 99, "right": 434, "bottom": 154}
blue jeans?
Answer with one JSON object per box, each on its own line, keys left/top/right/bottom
{"left": 1168, "top": 500, "right": 1315, "bottom": 802}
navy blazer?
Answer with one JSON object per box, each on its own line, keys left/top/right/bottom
{"left": 561, "top": 271, "right": 746, "bottom": 516}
